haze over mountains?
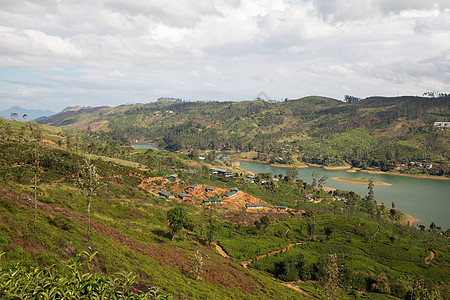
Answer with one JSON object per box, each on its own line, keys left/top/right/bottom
{"left": 0, "top": 106, "right": 56, "bottom": 121}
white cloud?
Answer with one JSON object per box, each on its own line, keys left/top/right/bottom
{"left": 0, "top": 0, "right": 449, "bottom": 111}
{"left": 314, "top": 0, "right": 449, "bottom": 22}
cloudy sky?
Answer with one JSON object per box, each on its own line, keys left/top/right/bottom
{"left": 1, "top": 0, "right": 449, "bottom": 112}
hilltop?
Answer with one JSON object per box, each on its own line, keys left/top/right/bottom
{"left": 0, "top": 118, "right": 449, "bottom": 299}
{"left": 40, "top": 95, "right": 450, "bottom": 177}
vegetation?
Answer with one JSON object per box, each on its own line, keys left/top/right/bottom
{"left": 77, "top": 158, "right": 100, "bottom": 242}
{"left": 40, "top": 95, "right": 450, "bottom": 177}
{"left": 166, "top": 206, "right": 189, "bottom": 240}
{"left": 0, "top": 115, "right": 448, "bottom": 299}
{"left": 0, "top": 252, "right": 172, "bottom": 299}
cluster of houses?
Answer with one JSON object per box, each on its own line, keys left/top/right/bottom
{"left": 156, "top": 181, "right": 269, "bottom": 210}
{"left": 433, "top": 122, "right": 449, "bottom": 129}
{"left": 157, "top": 178, "right": 238, "bottom": 203}
{"left": 335, "top": 196, "right": 348, "bottom": 203}
{"left": 409, "top": 162, "right": 433, "bottom": 170}
{"left": 209, "top": 167, "right": 234, "bottom": 177}
{"left": 155, "top": 173, "right": 295, "bottom": 210}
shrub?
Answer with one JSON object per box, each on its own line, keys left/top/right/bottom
{"left": 0, "top": 251, "right": 172, "bottom": 299}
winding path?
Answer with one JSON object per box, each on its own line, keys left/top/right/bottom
{"left": 281, "top": 283, "right": 313, "bottom": 297}
{"left": 370, "top": 225, "right": 380, "bottom": 240}
{"left": 241, "top": 241, "right": 303, "bottom": 268}
{"left": 214, "top": 243, "right": 231, "bottom": 259}
{"left": 425, "top": 250, "right": 435, "bottom": 264}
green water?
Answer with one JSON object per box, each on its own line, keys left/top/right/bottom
{"left": 234, "top": 159, "right": 450, "bottom": 230}
{"left": 132, "top": 144, "right": 164, "bottom": 151}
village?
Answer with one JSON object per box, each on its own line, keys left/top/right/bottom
{"left": 138, "top": 171, "right": 294, "bottom": 214}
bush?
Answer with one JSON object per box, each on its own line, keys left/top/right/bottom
{"left": 0, "top": 251, "right": 172, "bottom": 299}
{"left": 49, "top": 213, "right": 74, "bottom": 231}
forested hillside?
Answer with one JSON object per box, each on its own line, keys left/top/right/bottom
{"left": 40, "top": 95, "right": 450, "bottom": 176}
{"left": 0, "top": 118, "right": 449, "bottom": 299}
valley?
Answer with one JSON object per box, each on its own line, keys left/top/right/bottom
{"left": 1, "top": 97, "right": 449, "bottom": 299}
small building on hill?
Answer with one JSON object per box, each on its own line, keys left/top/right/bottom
{"left": 209, "top": 167, "right": 234, "bottom": 177}
{"left": 178, "top": 193, "right": 190, "bottom": 200}
{"left": 276, "top": 206, "right": 288, "bottom": 211}
{"left": 187, "top": 183, "right": 199, "bottom": 190}
{"left": 434, "top": 122, "right": 450, "bottom": 129}
{"left": 203, "top": 199, "right": 222, "bottom": 204}
{"left": 223, "top": 190, "right": 237, "bottom": 198}
{"left": 206, "top": 186, "right": 215, "bottom": 192}
{"left": 245, "top": 204, "right": 263, "bottom": 209}
{"left": 158, "top": 190, "right": 172, "bottom": 199}
{"left": 230, "top": 187, "right": 239, "bottom": 192}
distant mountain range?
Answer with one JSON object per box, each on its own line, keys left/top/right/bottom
{"left": 0, "top": 106, "right": 56, "bottom": 121}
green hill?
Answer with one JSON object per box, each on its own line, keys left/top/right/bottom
{"left": 1, "top": 118, "right": 449, "bottom": 299}
{"left": 40, "top": 95, "right": 450, "bottom": 177}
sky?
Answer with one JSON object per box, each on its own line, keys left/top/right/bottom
{"left": 1, "top": 0, "right": 449, "bottom": 112}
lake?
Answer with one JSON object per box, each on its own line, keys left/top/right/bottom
{"left": 234, "top": 159, "right": 450, "bottom": 230}
{"left": 132, "top": 144, "right": 164, "bottom": 151}
{"left": 133, "top": 145, "right": 450, "bottom": 230}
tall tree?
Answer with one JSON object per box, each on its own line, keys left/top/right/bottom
{"left": 206, "top": 150, "right": 217, "bottom": 163}
{"left": 307, "top": 216, "right": 316, "bottom": 239}
{"left": 25, "top": 123, "right": 42, "bottom": 219}
{"left": 296, "top": 186, "right": 304, "bottom": 212}
{"left": 260, "top": 215, "right": 270, "bottom": 233}
{"left": 318, "top": 175, "right": 329, "bottom": 187}
{"left": 322, "top": 253, "right": 343, "bottom": 300}
{"left": 429, "top": 222, "right": 437, "bottom": 230}
{"left": 77, "top": 159, "right": 100, "bottom": 242}
{"left": 167, "top": 206, "right": 188, "bottom": 240}
{"left": 365, "top": 178, "right": 376, "bottom": 214}
{"left": 367, "top": 178, "right": 374, "bottom": 201}
{"left": 191, "top": 250, "right": 204, "bottom": 281}
{"left": 311, "top": 170, "right": 317, "bottom": 187}
{"left": 204, "top": 207, "right": 217, "bottom": 245}
{"left": 286, "top": 167, "right": 299, "bottom": 182}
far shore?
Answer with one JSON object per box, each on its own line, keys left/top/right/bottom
{"left": 222, "top": 151, "right": 449, "bottom": 181}
{"left": 361, "top": 170, "right": 450, "bottom": 181}
{"left": 307, "top": 163, "right": 351, "bottom": 170}
{"left": 231, "top": 157, "right": 449, "bottom": 180}
{"left": 331, "top": 177, "right": 392, "bottom": 186}
{"left": 229, "top": 156, "right": 309, "bottom": 169}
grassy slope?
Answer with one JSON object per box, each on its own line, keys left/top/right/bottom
{"left": 0, "top": 119, "right": 306, "bottom": 299}
{"left": 1, "top": 119, "right": 448, "bottom": 299}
